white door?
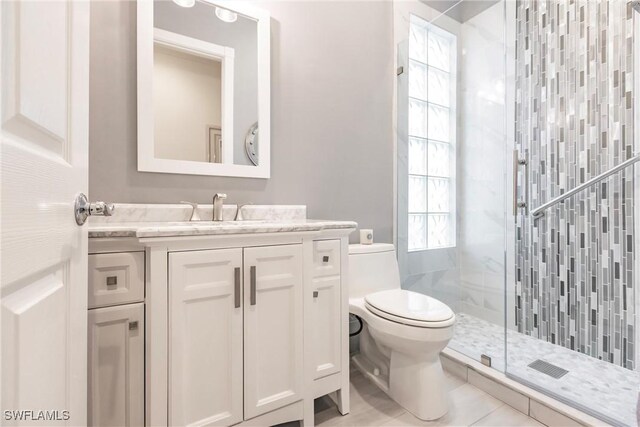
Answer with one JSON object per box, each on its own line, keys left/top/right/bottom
{"left": 1, "top": 1, "right": 90, "bottom": 425}
{"left": 88, "top": 303, "right": 144, "bottom": 427}
{"left": 243, "top": 245, "right": 303, "bottom": 419}
{"left": 169, "top": 248, "right": 243, "bottom": 427}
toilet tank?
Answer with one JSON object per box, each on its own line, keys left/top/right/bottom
{"left": 348, "top": 243, "right": 401, "bottom": 298}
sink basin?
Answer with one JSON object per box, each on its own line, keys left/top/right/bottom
{"left": 205, "top": 220, "right": 268, "bottom": 226}
{"left": 163, "top": 220, "right": 268, "bottom": 226}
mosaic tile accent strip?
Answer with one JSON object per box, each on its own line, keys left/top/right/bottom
{"left": 515, "top": 0, "right": 636, "bottom": 369}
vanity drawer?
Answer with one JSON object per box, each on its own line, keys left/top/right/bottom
{"left": 312, "top": 240, "right": 341, "bottom": 278}
{"left": 88, "top": 252, "right": 145, "bottom": 309}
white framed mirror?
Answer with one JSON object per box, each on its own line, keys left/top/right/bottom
{"left": 137, "top": 0, "right": 271, "bottom": 178}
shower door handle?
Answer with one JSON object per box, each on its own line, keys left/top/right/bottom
{"left": 513, "top": 149, "right": 527, "bottom": 216}
{"left": 512, "top": 150, "right": 518, "bottom": 216}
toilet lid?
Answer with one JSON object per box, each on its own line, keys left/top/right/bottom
{"left": 364, "top": 289, "right": 454, "bottom": 323}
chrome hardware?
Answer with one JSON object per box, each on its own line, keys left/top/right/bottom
{"left": 512, "top": 150, "right": 528, "bottom": 216}
{"left": 396, "top": 66, "right": 404, "bottom": 76}
{"left": 481, "top": 354, "right": 492, "bottom": 367}
{"left": 212, "top": 193, "right": 227, "bottom": 221}
{"left": 531, "top": 153, "right": 640, "bottom": 220}
{"left": 512, "top": 150, "right": 519, "bottom": 216}
{"left": 313, "top": 291, "right": 319, "bottom": 298}
{"left": 180, "top": 201, "right": 200, "bottom": 221}
{"left": 75, "top": 193, "right": 115, "bottom": 226}
{"left": 322, "top": 256, "right": 329, "bottom": 263}
{"left": 250, "top": 266, "right": 256, "bottom": 306}
{"left": 234, "top": 267, "right": 241, "bottom": 308}
{"left": 106, "top": 276, "right": 118, "bottom": 287}
{"left": 129, "top": 321, "right": 138, "bottom": 331}
{"left": 234, "top": 203, "right": 252, "bottom": 221}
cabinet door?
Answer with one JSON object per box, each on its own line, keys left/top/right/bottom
{"left": 311, "top": 239, "right": 342, "bottom": 379}
{"left": 243, "top": 244, "right": 303, "bottom": 419}
{"left": 88, "top": 303, "right": 144, "bottom": 427}
{"left": 312, "top": 276, "right": 342, "bottom": 379}
{"left": 169, "top": 249, "right": 243, "bottom": 427}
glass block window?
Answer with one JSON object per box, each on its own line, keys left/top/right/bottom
{"left": 407, "top": 15, "right": 456, "bottom": 251}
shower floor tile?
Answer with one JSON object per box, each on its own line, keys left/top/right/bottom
{"left": 448, "top": 313, "right": 639, "bottom": 426}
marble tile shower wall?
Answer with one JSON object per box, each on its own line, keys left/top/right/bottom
{"left": 515, "top": 0, "right": 636, "bottom": 369}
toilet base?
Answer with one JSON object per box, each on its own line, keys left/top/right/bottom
{"left": 352, "top": 350, "right": 449, "bottom": 421}
{"left": 351, "top": 352, "right": 390, "bottom": 393}
{"left": 389, "top": 351, "right": 449, "bottom": 420}
{"left": 351, "top": 323, "right": 450, "bottom": 421}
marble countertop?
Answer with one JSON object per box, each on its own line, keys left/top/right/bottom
{"left": 87, "top": 203, "right": 356, "bottom": 238}
{"left": 88, "top": 219, "right": 357, "bottom": 238}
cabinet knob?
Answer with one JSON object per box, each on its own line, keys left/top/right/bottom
{"left": 313, "top": 291, "right": 319, "bottom": 298}
{"left": 322, "top": 256, "right": 329, "bottom": 263}
{"left": 129, "top": 321, "right": 138, "bottom": 331}
{"left": 106, "top": 276, "right": 118, "bottom": 287}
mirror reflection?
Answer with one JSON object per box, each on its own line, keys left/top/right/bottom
{"left": 153, "top": 0, "right": 259, "bottom": 166}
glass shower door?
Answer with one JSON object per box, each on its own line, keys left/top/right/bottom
{"left": 508, "top": 1, "right": 639, "bottom": 425}
{"left": 394, "top": 0, "right": 510, "bottom": 369}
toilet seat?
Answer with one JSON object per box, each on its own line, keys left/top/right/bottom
{"left": 364, "top": 289, "right": 455, "bottom": 328}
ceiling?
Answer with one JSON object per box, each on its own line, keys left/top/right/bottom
{"left": 420, "top": 0, "right": 500, "bottom": 23}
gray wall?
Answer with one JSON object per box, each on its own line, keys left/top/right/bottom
{"left": 89, "top": 0, "right": 394, "bottom": 242}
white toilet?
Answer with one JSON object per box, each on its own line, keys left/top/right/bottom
{"left": 348, "top": 243, "right": 455, "bottom": 421}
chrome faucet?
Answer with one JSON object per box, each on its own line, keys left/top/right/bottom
{"left": 234, "top": 203, "right": 252, "bottom": 221}
{"left": 212, "top": 193, "right": 227, "bottom": 221}
{"left": 180, "top": 201, "right": 200, "bottom": 221}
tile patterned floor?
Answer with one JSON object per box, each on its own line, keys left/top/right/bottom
{"left": 314, "top": 366, "right": 544, "bottom": 427}
{"left": 448, "top": 313, "right": 639, "bottom": 426}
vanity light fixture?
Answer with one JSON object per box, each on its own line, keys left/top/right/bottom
{"left": 215, "top": 7, "right": 238, "bottom": 23}
{"left": 172, "top": 0, "right": 195, "bottom": 7}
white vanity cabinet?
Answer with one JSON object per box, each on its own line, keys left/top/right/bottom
{"left": 168, "top": 244, "right": 303, "bottom": 425}
{"left": 305, "top": 238, "right": 350, "bottom": 422}
{"left": 88, "top": 218, "right": 354, "bottom": 427}
{"left": 87, "top": 253, "right": 145, "bottom": 427}
{"left": 310, "top": 240, "right": 342, "bottom": 380}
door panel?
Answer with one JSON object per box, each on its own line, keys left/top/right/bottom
{"left": 2, "top": 270, "right": 69, "bottom": 417}
{"left": 243, "top": 244, "right": 303, "bottom": 419}
{"left": 1, "top": 0, "right": 89, "bottom": 424}
{"left": 2, "top": 0, "right": 69, "bottom": 155}
{"left": 88, "top": 303, "right": 144, "bottom": 427}
{"left": 169, "top": 249, "right": 243, "bottom": 427}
